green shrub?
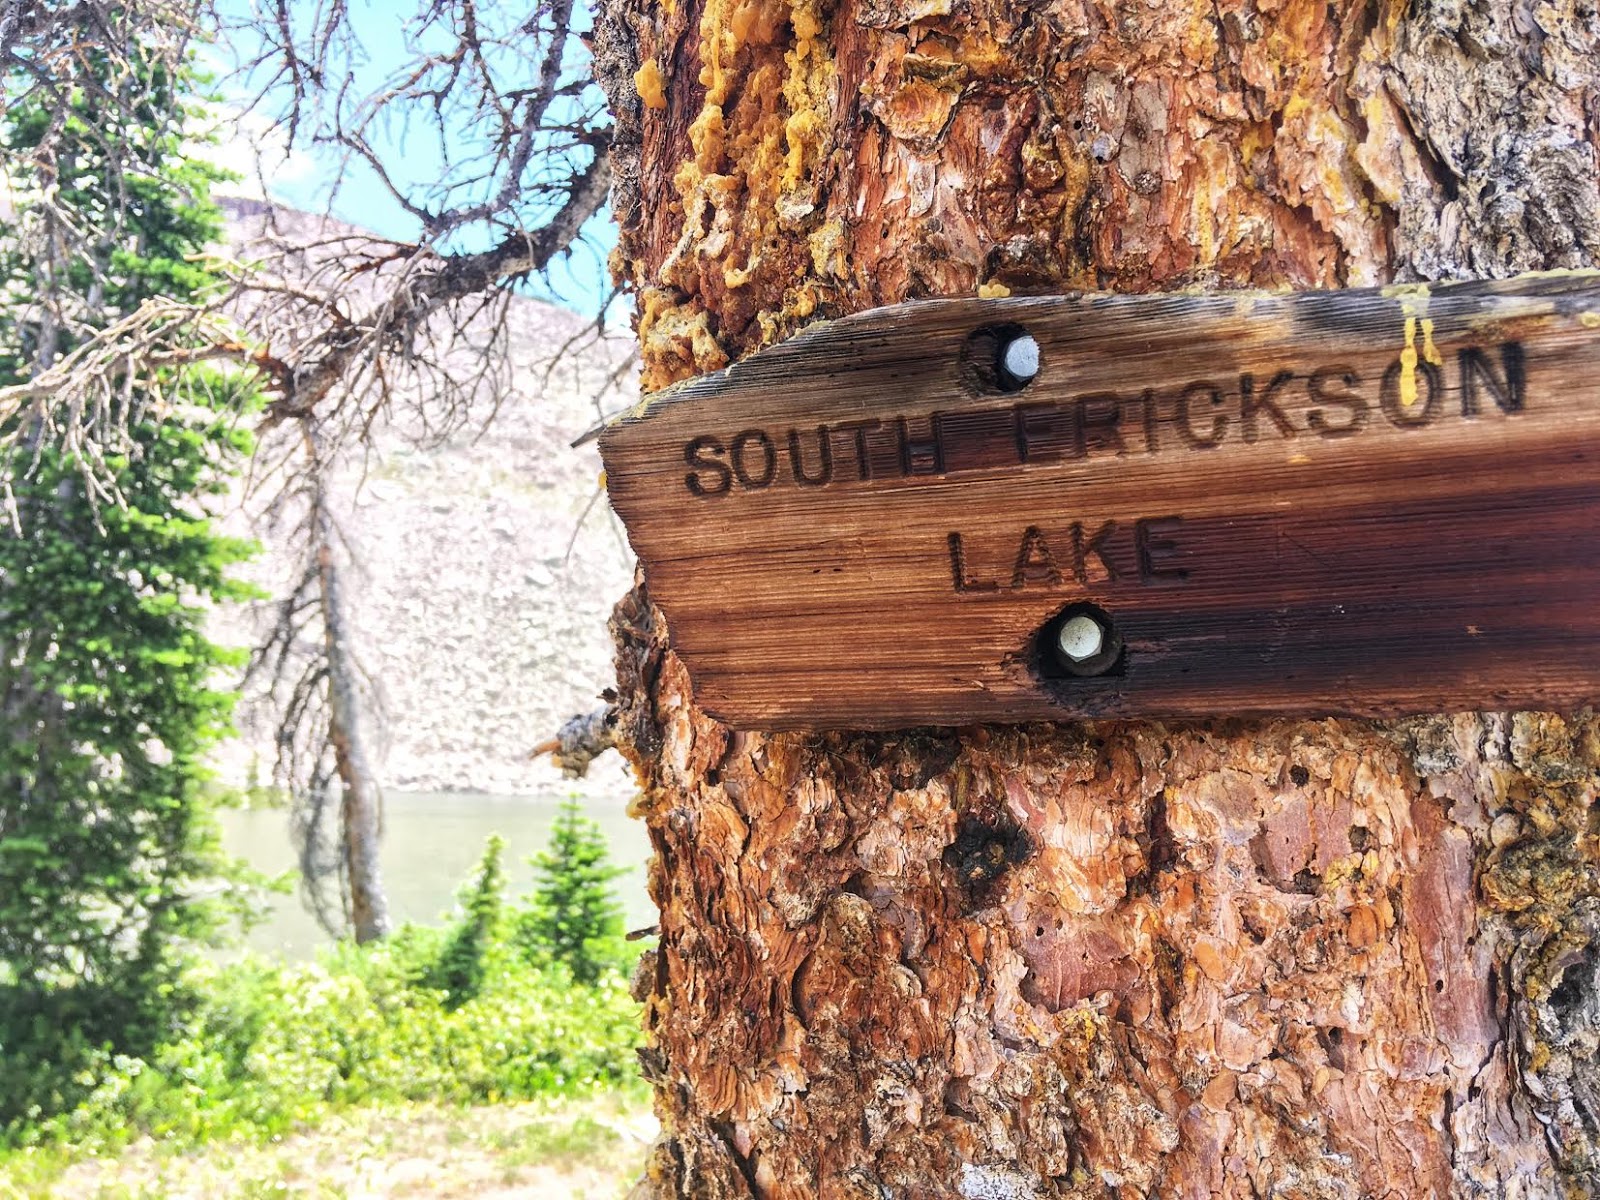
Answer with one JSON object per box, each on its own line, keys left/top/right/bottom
{"left": 1, "top": 830, "right": 647, "bottom": 1156}
{"left": 10, "top": 939, "right": 643, "bottom": 1153}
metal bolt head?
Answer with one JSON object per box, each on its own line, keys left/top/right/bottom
{"left": 1039, "top": 604, "right": 1122, "bottom": 679}
{"left": 1055, "top": 613, "right": 1106, "bottom": 663}
{"left": 1000, "top": 332, "right": 1040, "bottom": 384}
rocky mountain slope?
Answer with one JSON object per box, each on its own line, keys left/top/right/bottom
{"left": 213, "top": 200, "right": 639, "bottom": 796}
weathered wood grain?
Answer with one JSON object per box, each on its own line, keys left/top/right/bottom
{"left": 601, "top": 273, "right": 1600, "bottom": 729}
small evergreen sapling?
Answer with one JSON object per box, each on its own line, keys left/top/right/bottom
{"left": 516, "top": 798, "right": 630, "bottom": 984}
{"left": 425, "top": 833, "right": 507, "bottom": 1007}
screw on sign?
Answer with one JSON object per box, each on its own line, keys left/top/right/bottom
{"left": 600, "top": 274, "right": 1600, "bottom": 731}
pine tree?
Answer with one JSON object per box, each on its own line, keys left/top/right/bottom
{"left": 0, "top": 47, "right": 256, "bottom": 1120}
{"left": 516, "top": 798, "right": 629, "bottom": 985}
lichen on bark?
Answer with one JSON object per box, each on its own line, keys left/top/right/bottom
{"left": 593, "top": 0, "right": 1600, "bottom": 1191}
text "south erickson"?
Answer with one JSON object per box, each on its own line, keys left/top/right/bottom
{"left": 679, "top": 343, "right": 1525, "bottom": 498}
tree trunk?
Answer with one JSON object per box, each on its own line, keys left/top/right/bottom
{"left": 304, "top": 422, "right": 391, "bottom": 944}
{"left": 593, "top": 0, "right": 1600, "bottom": 1193}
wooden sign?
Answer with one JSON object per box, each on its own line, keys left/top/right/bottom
{"left": 599, "top": 274, "right": 1600, "bottom": 731}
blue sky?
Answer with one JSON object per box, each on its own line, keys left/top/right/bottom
{"left": 212, "top": 0, "right": 620, "bottom": 316}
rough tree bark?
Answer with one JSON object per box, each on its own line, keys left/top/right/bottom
{"left": 592, "top": 0, "right": 1600, "bottom": 1194}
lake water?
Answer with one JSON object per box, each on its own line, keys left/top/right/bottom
{"left": 220, "top": 791, "right": 654, "bottom": 959}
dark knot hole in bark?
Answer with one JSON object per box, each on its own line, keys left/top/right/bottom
{"left": 943, "top": 808, "right": 1035, "bottom": 899}
{"left": 1546, "top": 945, "right": 1600, "bottom": 1033}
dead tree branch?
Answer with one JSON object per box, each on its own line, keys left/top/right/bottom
{"left": 531, "top": 705, "right": 617, "bottom": 779}
{"left": 4, "top": 1, "right": 623, "bottom": 939}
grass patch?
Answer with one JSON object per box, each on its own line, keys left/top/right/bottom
{"left": 491, "top": 1113, "right": 623, "bottom": 1169}
{"left": 3, "top": 1095, "right": 654, "bottom": 1200}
